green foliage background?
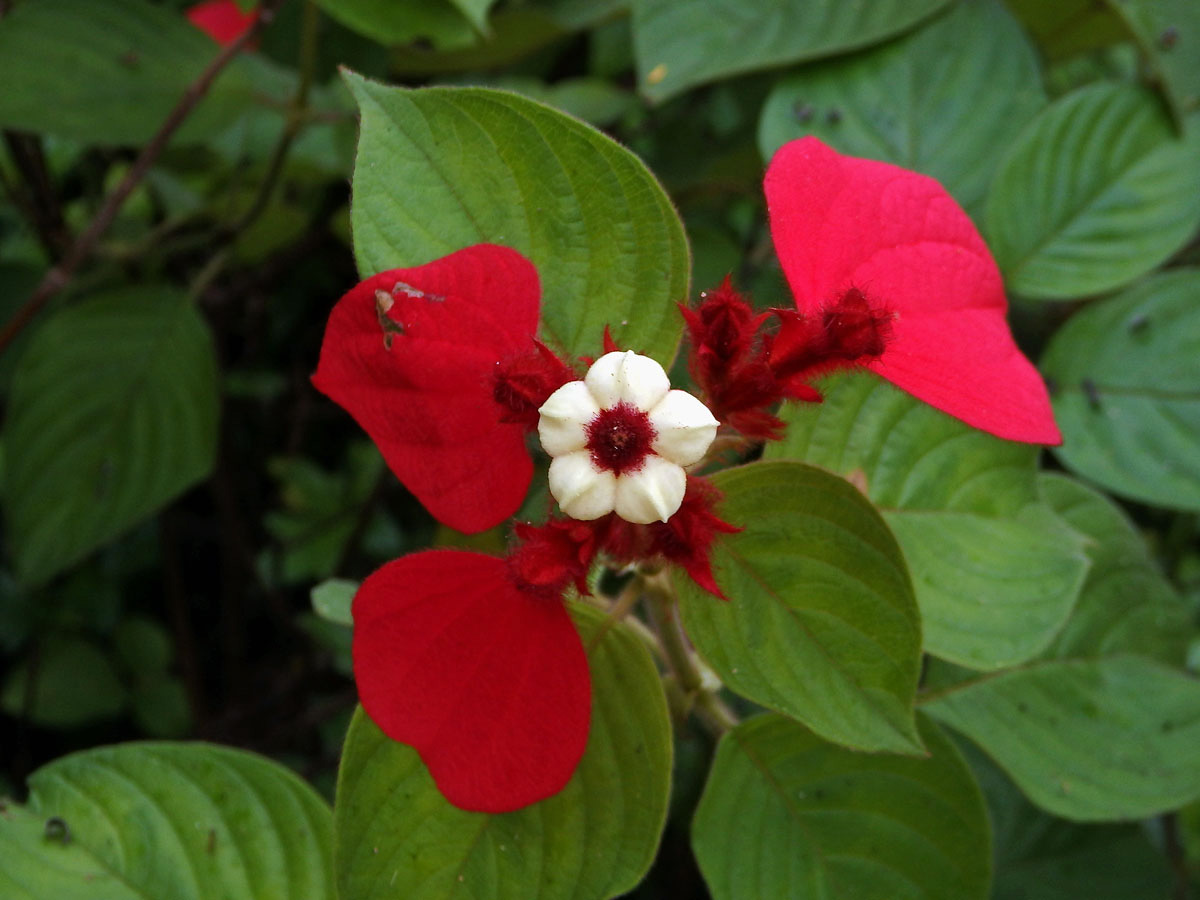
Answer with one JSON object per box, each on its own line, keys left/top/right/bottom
{"left": 0, "top": 0, "right": 1198, "bottom": 898}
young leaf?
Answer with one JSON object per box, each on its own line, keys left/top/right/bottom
{"left": 766, "top": 373, "right": 1089, "bottom": 669}
{"left": 1041, "top": 268, "right": 1200, "bottom": 511}
{"left": 343, "top": 75, "right": 688, "bottom": 366}
{"left": 1039, "top": 473, "right": 1193, "bottom": 663}
{"left": 5, "top": 287, "right": 219, "bottom": 586}
{"left": 0, "top": 743, "right": 335, "bottom": 899}
{"left": 924, "top": 656, "right": 1200, "bottom": 821}
{"left": 310, "top": 578, "right": 357, "bottom": 626}
{"left": 985, "top": 83, "right": 1200, "bottom": 299}
{"left": 692, "top": 713, "right": 991, "bottom": 900}
{"left": 758, "top": 0, "right": 1045, "bottom": 216}
{"left": 632, "top": 0, "right": 954, "bottom": 103}
{"left": 676, "top": 460, "right": 923, "bottom": 754}
{"left": 333, "top": 603, "right": 671, "bottom": 900}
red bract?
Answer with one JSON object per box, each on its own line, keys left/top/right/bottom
{"left": 353, "top": 551, "right": 590, "bottom": 812}
{"left": 765, "top": 137, "right": 1061, "bottom": 445}
{"left": 186, "top": 0, "right": 257, "bottom": 45}
{"left": 312, "top": 245, "right": 543, "bottom": 533}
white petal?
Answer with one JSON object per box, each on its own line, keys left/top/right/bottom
{"left": 648, "top": 390, "right": 719, "bottom": 466}
{"left": 585, "top": 350, "right": 670, "bottom": 411}
{"left": 548, "top": 452, "right": 617, "bottom": 520}
{"left": 538, "top": 381, "right": 598, "bottom": 457}
{"left": 614, "top": 456, "right": 686, "bottom": 524}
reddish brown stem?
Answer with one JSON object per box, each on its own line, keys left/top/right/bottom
{"left": 0, "top": 3, "right": 282, "bottom": 355}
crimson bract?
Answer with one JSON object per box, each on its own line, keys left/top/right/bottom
{"left": 313, "top": 137, "right": 1060, "bottom": 813}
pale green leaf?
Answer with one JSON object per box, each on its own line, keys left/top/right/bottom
{"left": 985, "top": 82, "right": 1200, "bottom": 299}
{"left": 677, "top": 460, "right": 923, "bottom": 754}
{"left": 1042, "top": 268, "right": 1200, "bottom": 510}
{"left": 632, "top": 0, "right": 953, "bottom": 103}
{"left": 5, "top": 288, "right": 218, "bottom": 586}
{"left": 0, "top": 743, "right": 334, "bottom": 899}
{"left": 758, "top": 0, "right": 1045, "bottom": 216}
{"left": 345, "top": 75, "right": 688, "bottom": 365}
{"left": 766, "top": 373, "right": 1089, "bottom": 669}
{"left": 333, "top": 603, "right": 671, "bottom": 900}
{"left": 692, "top": 713, "right": 990, "bottom": 900}
{"left": 924, "top": 656, "right": 1200, "bottom": 821}
{"left": 1039, "top": 473, "right": 1193, "bottom": 663}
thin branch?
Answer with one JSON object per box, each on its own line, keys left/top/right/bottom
{"left": 2, "top": 131, "right": 72, "bottom": 259}
{"left": 0, "top": 2, "right": 282, "bottom": 355}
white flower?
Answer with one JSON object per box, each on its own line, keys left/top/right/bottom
{"left": 537, "top": 351, "right": 719, "bottom": 524}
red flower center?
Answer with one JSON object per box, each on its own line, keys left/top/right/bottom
{"left": 586, "top": 402, "right": 656, "bottom": 475}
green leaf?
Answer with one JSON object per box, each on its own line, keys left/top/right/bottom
{"left": 310, "top": 579, "right": 357, "bottom": 626}
{"left": 631, "top": 0, "right": 954, "bottom": 103}
{"left": 984, "top": 82, "right": 1200, "bottom": 299}
{"left": 1004, "top": 0, "right": 1127, "bottom": 60}
{"left": 924, "top": 656, "right": 1200, "bottom": 821}
{"left": 0, "top": 743, "right": 334, "bottom": 899}
{"left": 692, "top": 712, "right": 990, "bottom": 900}
{"left": 676, "top": 460, "right": 923, "bottom": 754}
{"left": 1042, "top": 268, "right": 1200, "bottom": 510}
{"left": 758, "top": 0, "right": 1045, "bottom": 216}
{"left": 962, "top": 741, "right": 1174, "bottom": 900}
{"left": 333, "top": 603, "right": 671, "bottom": 900}
{"left": 0, "top": 0, "right": 274, "bottom": 145}
{"left": 313, "top": 0, "right": 477, "bottom": 49}
{"left": 0, "top": 635, "right": 127, "bottom": 729}
{"left": 1105, "top": 0, "right": 1200, "bottom": 124}
{"left": 345, "top": 75, "right": 688, "bottom": 365}
{"left": 446, "top": 0, "right": 499, "bottom": 32}
{"left": 1039, "top": 473, "right": 1193, "bottom": 663}
{"left": 765, "top": 373, "right": 1090, "bottom": 669}
{"left": 4, "top": 287, "right": 219, "bottom": 586}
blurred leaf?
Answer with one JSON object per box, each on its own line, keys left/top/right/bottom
{"left": 632, "top": 0, "right": 954, "bottom": 103}
{"left": 692, "top": 713, "right": 990, "bottom": 900}
{"left": 766, "top": 373, "right": 1090, "bottom": 670}
{"left": 345, "top": 76, "right": 688, "bottom": 365}
{"left": 297, "top": 614, "right": 353, "bottom": 677}
{"left": 985, "top": 82, "right": 1200, "bottom": 299}
{"left": 333, "top": 603, "right": 671, "bottom": 900}
{"left": 925, "top": 656, "right": 1200, "bottom": 821}
{"left": 1, "top": 635, "right": 127, "bottom": 728}
{"left": 677, "top": 460, "right": 923, "bottom": 754}
{"left": 131, "top": 679, "right": 192, "bottom": 739}
{"left": 264, "top": 442, "right": 391, "bottom": 583}
{"left": 0, "top": 0, "right": 279, "bottom": 145}
{"left": 113, "top": 616, "right": 173, "bottom": 674}
{"left": 1039, "top": 472, "right": 1193, "bottom": 663}
{"left": 312, "top": 0, "right": 477, "bottom": 49}
{"left": 1041, "top": 268, "right": 1200, "bottom": 511}
{"left": 1106, "top": 0, "right": 1200, "bottom": 123}
{"left": 310, "top": 578, "right": 357, "bottom": 626}
{"left": 0, "top": 264, "right": 41, "bottom": 394}
{"left": 758, "top": 0, "right": 1045, "bottom": 216}
{"left": 447, "top": 0, "right": 500, "bottom": 32}
{"left": 5, "top": 287, "right": 219, "bottom": 586}
{"left": 479, "top": 76, "right": 636, "bottom": 127}
{"left": 0, "top": 743, "right": 334, "bottom": 899}
{"left": 1005, "top": 0, "right": 1127, "bottom": 59}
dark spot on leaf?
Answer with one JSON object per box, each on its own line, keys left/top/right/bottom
{"left": 792, "top": 102, "right": 814, "bottom": 123}
{"left": 825, "top": 108, "right": 842, "bottom": 125}
{"left": 1162, "top": 720, "right": 1174, "bottom": 733}
{"left": 44, "top": 816, "right": 70, "bottom": 844}
{"left": 1127, "top": 314, "right": 1149, "bottom": 333}
{"left": 1017, "top": 702, "right": 1028, "bottom": 713}
{"left": 1159, "top": 26, "right": 1179, "bottom": 49}
{"left": 1081, "top": 377, "right": 1101, "bottom": 411}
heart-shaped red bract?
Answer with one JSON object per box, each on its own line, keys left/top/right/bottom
{"left": 352, "top": 551, "right": 591, "bottom": 812}
{"left": 313, "top": 245, "right": 541, "bottom": 532}
{"left": 186, "top": 0, "right": 257, "bottom": 45}
{"left": 765, "top": 137, "right": 1061, "bottom": 445}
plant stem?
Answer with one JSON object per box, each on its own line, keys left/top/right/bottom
{"left": 0, "top": 2, "right": 282, "bottom": 355}
{"left": 640, "top": 568, "right": 739, "bottom": 733}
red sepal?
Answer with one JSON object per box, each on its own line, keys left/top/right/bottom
{"left": 353, "top": 551, "right": 591, "bottom": 812}
{"left": 765, "top": 137, "right": 1061, "bottom": 444}
{"left": 509, "top": 519, "right": 597, "bottom": 598}
{"left": 313, "top": 245, "right": 541, "bottom": 533}
{"left": 602, "top": 325, "right": 622, "bottom": 355}
{"left": 493, "top": 340, "right": 577, "bottom": 428}
{"left": 186, "top": 0, "right": 257, "bottom": 45}
{"left": 648, "top": 477, "right": 740, "bottom": 600}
